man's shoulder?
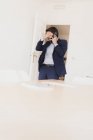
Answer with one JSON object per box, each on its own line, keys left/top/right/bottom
{"left": 58, "top": 39, "right": 67, "bottom": 43}
{"left": 58, "top": 39, "right": 67, "bottom": 45}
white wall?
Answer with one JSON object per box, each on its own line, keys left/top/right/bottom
{"left": 65, "top": 1, "right": 93, "bottom": 78}
{"left": 0, "top": 0, "right": 40, "bottom": 75}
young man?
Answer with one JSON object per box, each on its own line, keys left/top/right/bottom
{"left": 36, "top": 26, "right": 67, "bottom": 80}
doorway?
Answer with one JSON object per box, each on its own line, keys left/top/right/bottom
{"left": 30, "top": 24, "right": 70, "bottom": 81}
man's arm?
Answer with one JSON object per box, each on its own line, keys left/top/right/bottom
{"left": 36, "top": 40, "right": 44, "bottom": 51}
{"left": 54, "top": 40, "right": 67, "bottom": 57}
{"left": 36, "top": 39, "right": 51, "bottom": 51}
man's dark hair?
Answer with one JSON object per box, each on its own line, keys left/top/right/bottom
{"left": 46, "top": 26, "right": 59, "bottom": 37}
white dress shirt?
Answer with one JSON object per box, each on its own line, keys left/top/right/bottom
{"left": 43, "top": 43, "right": 55, "bottom": 65}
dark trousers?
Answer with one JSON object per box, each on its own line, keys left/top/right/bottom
{"left": 39, "top": 65, "right": 59, "bottom": 80}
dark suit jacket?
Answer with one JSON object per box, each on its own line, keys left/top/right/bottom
{"left": 36, "top": 39, "right": 67, "bottom": 77}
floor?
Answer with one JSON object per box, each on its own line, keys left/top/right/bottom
{"left": 0, "top": 80, "right": 93, "bottom": 140}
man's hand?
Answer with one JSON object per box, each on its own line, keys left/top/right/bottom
{"left": 52, "top": 35, "right": 58, "bottom": 46}
{"left": 41, "top": 34, "right": 48, "bottom": 41}
{"left": 41, "top": 33, "right": 51, "bottom": 44}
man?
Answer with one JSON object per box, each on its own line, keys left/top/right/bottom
{"left": 36, "top": 26, "right": 67, "bottom": 80}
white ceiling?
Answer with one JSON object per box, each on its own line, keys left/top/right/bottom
{"left": 33, "top": 0, "right": 89, "bottom": 6}
{"left": 34, "top": 0, "right": 87, "bottom": 3}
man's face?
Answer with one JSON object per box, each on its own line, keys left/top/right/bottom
{"left": 45, "top": 31, "right": 54, "bottom": 40}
